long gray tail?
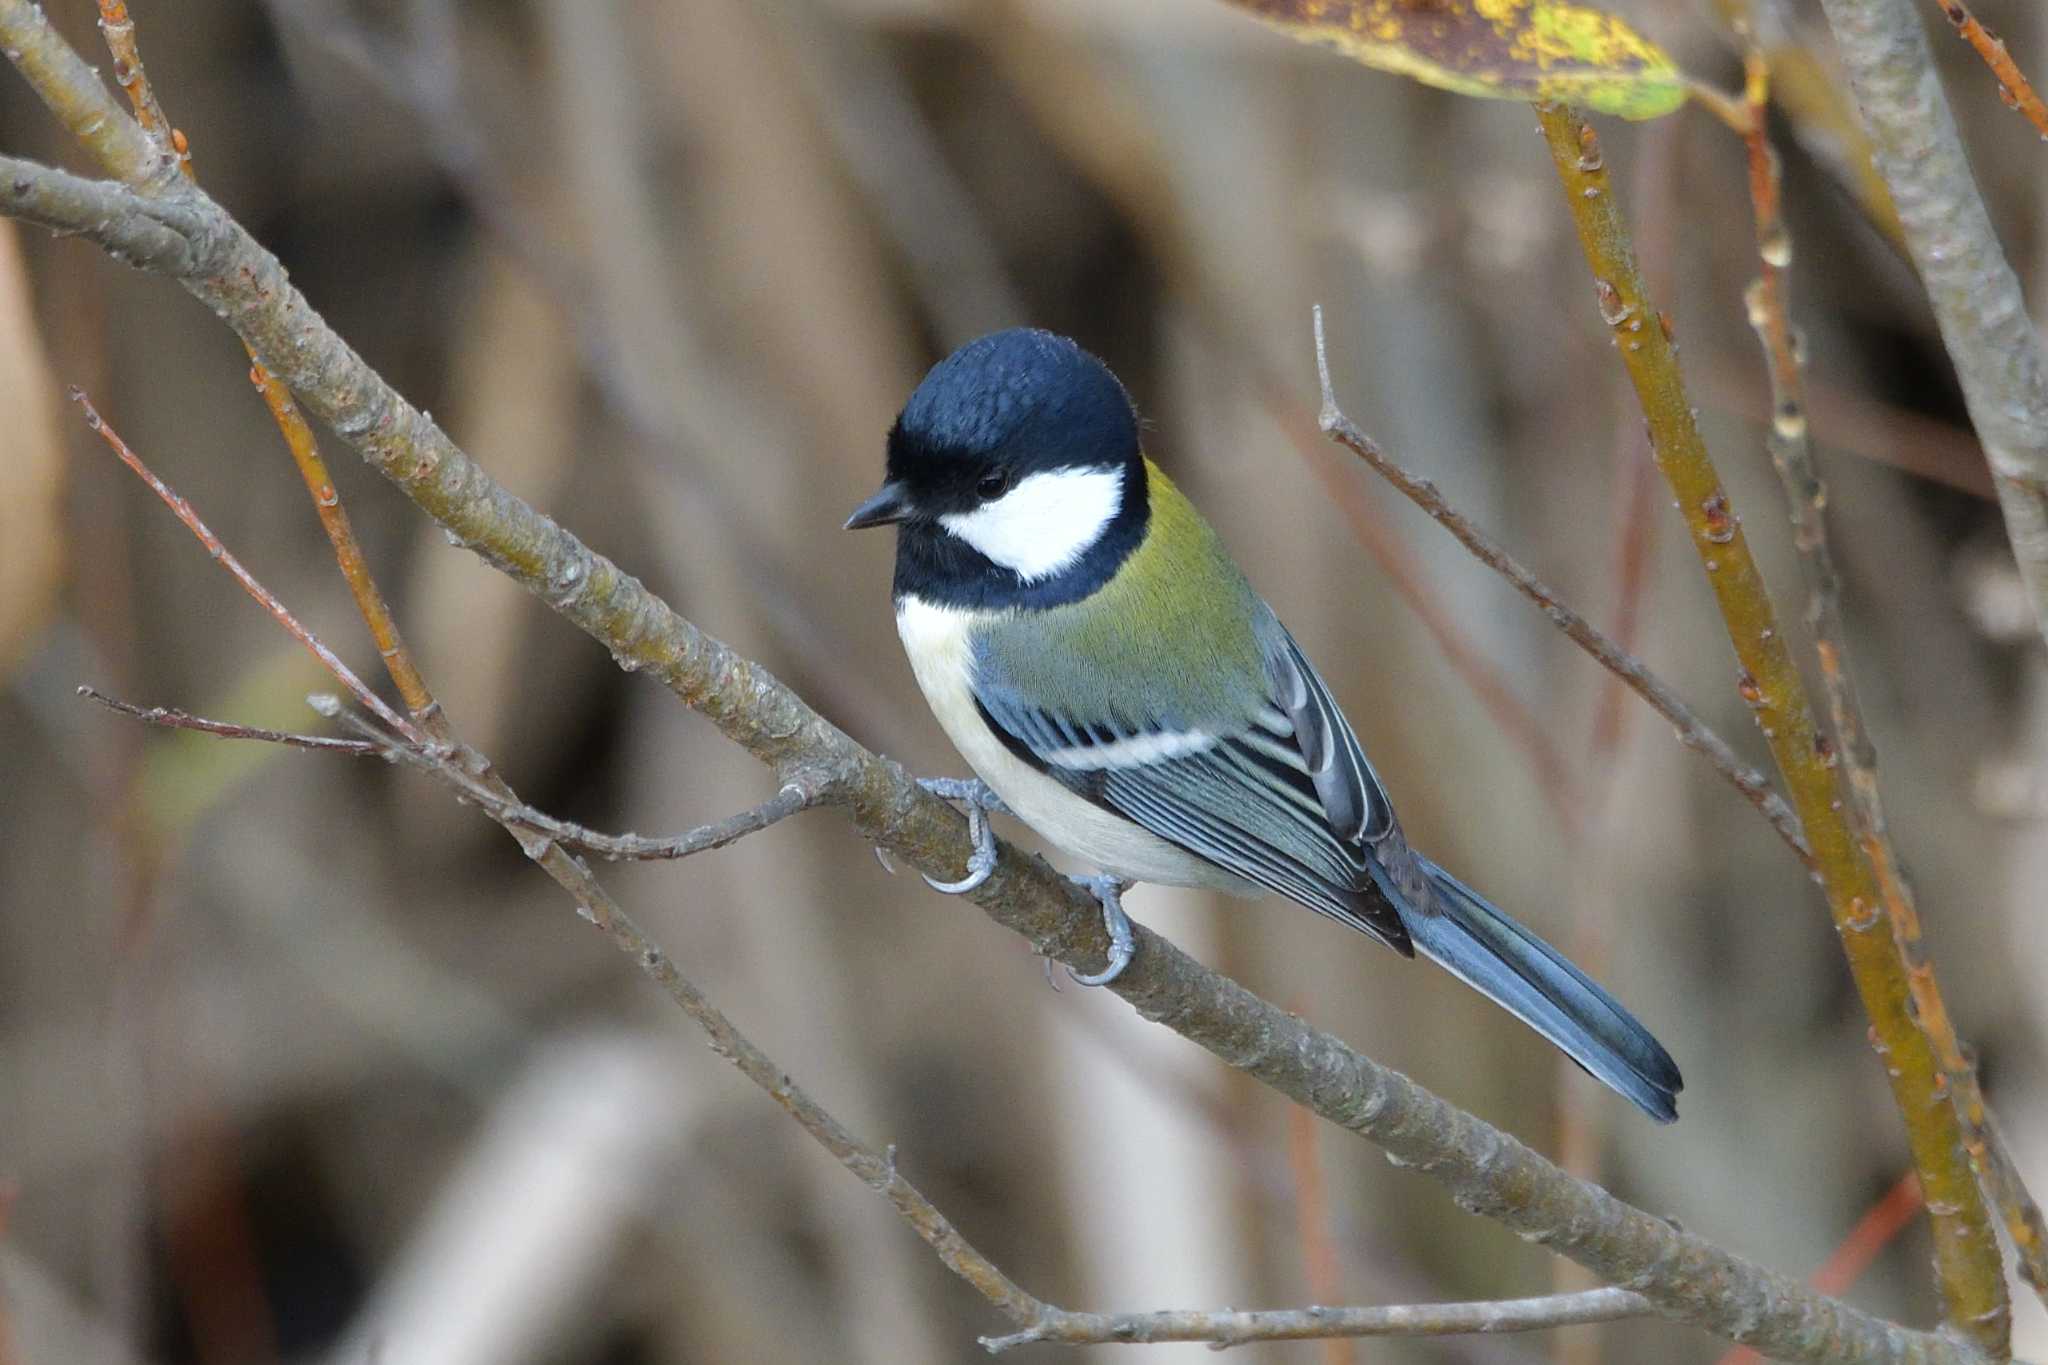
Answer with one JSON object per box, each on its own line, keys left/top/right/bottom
{"left": 1389, "top": 855, "right": 1682, "bottom": 1123}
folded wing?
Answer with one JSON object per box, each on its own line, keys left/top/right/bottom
{"left": 970, "top": 623, "right": 1410, "bottom": 953}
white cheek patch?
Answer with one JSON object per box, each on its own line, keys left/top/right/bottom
{"left": 939, "top": 466, "right": 1123, "bottom": 582}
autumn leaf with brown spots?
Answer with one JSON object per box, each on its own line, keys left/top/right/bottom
{"left": 1223, "top": 0, "right": 1688, "bottom": 120}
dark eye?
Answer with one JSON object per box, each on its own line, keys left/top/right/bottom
{"left": 976, "top": 470, "right": 1010, "bottom": 500}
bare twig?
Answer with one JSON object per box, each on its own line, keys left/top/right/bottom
{"left": 353, "top": 740, "right": 822, "bottom": 862}
{"left": 320, "top": 704, "right": 1056, "bottom": 1332}
{"left": 94, "top": 2, "right": 179, "bottom": 164}
{"left": 1285, "top": 1089, "right": 1354, "bottom": 1365}
{"left": 1926, "top": 0, "right": 2048, "bottom": 140}
{"left": 75, "top": 687, "right": 379, "bottom": 754}
{"left": 92, "top": 2, "right": 446, "bottom": 735}
{"left": 1536, "top": 101, "right": 2009, "bottom": 1356}
{"left": 978, "top": 1287, "right": 1653, "bottom": 1353}
{"left": 79, "top": 685, "right": 818, "bottom": 861}
{"left": 1814, "top": 0, "right": 2048, "bottom": 648}
{"left": 1735, "top": 51, "right": 2048, "bottom": 1310}
{"left": 68, "top": 389, "right": 424, "bottom": 747}
{"left": 1309, "top": 309, "right": 1811, "bottom": 865}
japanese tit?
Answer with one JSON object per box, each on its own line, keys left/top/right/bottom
{"left": 847, "top": 328, "right": 1680, "bottom": 1122}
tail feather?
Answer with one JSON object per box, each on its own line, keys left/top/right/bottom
{"left": 1386, "top": 855, "right": 1682, "bottom": 1123}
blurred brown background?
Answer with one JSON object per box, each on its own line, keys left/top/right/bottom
{"left": 2, "top": 0, "right": 2045, "bottom": 1360}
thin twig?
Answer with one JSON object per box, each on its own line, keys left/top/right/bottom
{"left": 1735, "top": 51, "right": 2048, "bottom": 1310}
{"left": 1285, "top": 1086, "right": 1354, "bottom": 1365}
{"left": 1927, "top": 0, "right": 2048, "bottom": 140}
{"left": 94, "top": 2, "right": 445, "bottom": 733}
{"left": 360, "top": 742, "right": 821, "bottom": 862}
{"left": 979, "top": 1287, "right": 1653, "bottom": 1353}
{"left": 94, "top": 1, "right": 182, "bottom": 171}
{"left": 321, "top": 704, "right": 1055, "bottom": 1333}
{"left": 1266, "top": 386, "right": 1586, "bottom": 841}
{"left": 75, "top": 686, "right": 380, "bottom": 754}
{"left": 1310, "top": 309, "right": 1811, "bottom": 866}
{"left": 78, "top": 685, "right": 818, "bottom": 861}
{"left": 249, "top": 364, "right": 447, "bottom": 719}
{"left": 68, "top": 390, "right": 425, "bottom": 748}
{"left": 1535, "top": 101, "right": 2008, "bottom": 1356}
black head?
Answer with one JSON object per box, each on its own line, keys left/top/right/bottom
{"left": 846, "top": 329, "right": 1150, "bottom": 610}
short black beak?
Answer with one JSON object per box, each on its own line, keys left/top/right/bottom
{"left": 844, "top": 481, "right": 912, "bottom": 530}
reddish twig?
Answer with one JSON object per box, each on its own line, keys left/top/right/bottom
{"left": 93, "top": 5, "right": 444, "bottom": 732}
{"left": 1286, "top": 1061, "right": 1355, "bottom": 1365}
{"left": 94, "top": 1, "right": 183, "bottom": 173}
{"left": 246, "top": 364, "right": 444, "bottom": 724}
{"left": 70, "top": 390, "right": 424, "bottom": 746}
{"left": 1931, "top": 0, "right": 2048, "bottom": 140}
{"left": 1268, "top": 388, "right": 1583, "bottom": 839}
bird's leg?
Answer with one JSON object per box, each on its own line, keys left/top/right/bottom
{"left": 916, "top": 777, "right": 1009, "bottom": 894}
{"left": 1065, "top": 873, "right": 1135, "bottom": 986}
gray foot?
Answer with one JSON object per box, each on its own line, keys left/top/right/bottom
{"left": 1067, "top": 873, "right": 1135, "bottom": 986}
{"left": 918, "top": 777, "right": 1008, "bottom": 894}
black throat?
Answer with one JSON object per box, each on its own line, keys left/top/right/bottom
{"left": 891, "top": 462, "right": 1150, "bottom": 611}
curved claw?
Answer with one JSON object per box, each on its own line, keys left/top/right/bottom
{"left": 917, "top": 775, "right": 1010, "bottom": 816}
{"left": 1067, "top": 874, "right": 1136, "bottom": 987}
{"left": 922, "top": 801, "right": 998, "bottom": 894}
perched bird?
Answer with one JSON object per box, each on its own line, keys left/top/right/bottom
{"left": 847, "top": 328, "right": 1682, "bottom": 1122}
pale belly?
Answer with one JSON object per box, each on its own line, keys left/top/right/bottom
{"left": 895, "top": 596, "right": 1256, "bottom": 892}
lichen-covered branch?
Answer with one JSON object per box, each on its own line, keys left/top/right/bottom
{"left": 1536, "top": 100, "right": 2008, "bottom": 1357}
{"left": 1812, "top": 0, "right": 2048, "bottom": 648}
{"left": 978, "top": 1287, "right": 1652, "bottom": 1353}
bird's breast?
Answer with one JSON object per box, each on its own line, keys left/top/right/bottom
{"left": 893, "top": 595, "right": 1250, "bottom": 891}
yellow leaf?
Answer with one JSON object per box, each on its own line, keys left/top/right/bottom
{"left": 1223, "top": 0, "right": 1689, "bottom": 120}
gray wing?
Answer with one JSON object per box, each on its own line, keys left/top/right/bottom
{"left": 971, "top": 624, "right": 1410, "bottom": 953}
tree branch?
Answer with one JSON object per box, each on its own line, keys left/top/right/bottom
{"left": 1, "top": 157, "right": 203, "bottom": 272}
{"left": 1813, "top": 0, "right": 2048, "bottom": 648}
{"left": 1734, "top": 52, "right": 2048, "bottom": 1310}
{"left": 100, "top": 684, "right": 1659, "bottom": 1356}
{"left": 1535, "top": 100, "right": 2009, "bottom": 1356}
{"left": 0, "top": 11, "right": 2004, "bottom": 1359}
{"left": 978, "top": 1287, "right": 1652, "bottom": 1353}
